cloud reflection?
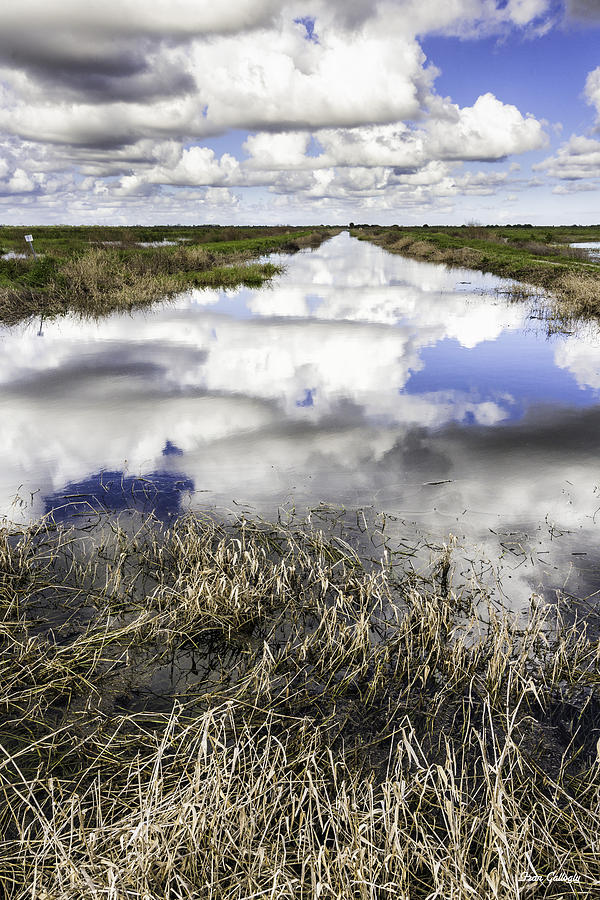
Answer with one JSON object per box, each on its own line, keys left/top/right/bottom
{"left": 0, "top": 231, "right": 599, "bottom": 605}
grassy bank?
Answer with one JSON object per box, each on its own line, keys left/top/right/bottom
{"left": 1, "top": 509, "right": 598, "bottom": 898}
{"left": 0, "top": 226, "right": 339, "bottom": 326}
{"left": 353, "top": 225, "right": 600, "bottom": 317}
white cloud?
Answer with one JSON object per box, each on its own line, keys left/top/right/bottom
{"left": 238, "top": 94, "right": 546, "bottom": 187}
{"left": 505, "top": 0, "right": 549, "bottom": 26}
{"left": 427, "top": 93, "right": 547, "bottom": 160}
{"left": 186, "top": 22, "right": 433, "bottom": 134}
{"left": 251, "top": 124, "right": 427, "bottom": 170}
{"left": 552, "top": 181, "right": 598, "bottom": 194}
{"left": 0, "top": 1, "right": 555, "bottom": 47}
{"left": 585, "top": 66, "right": 600, "bottom": 122}
{"left": 535, "top": 134, "right": 600, "bottom": 181}
{"left": 204, "top": 187, "right": 239, "bottom": 205}
{"left": 147, "top": 147, "right": 240, "bottom": 187}
{"left": 0, "top": 0, "right": 559, "bottom": 220}
{"left": 243, "top": 133, "right": 312, "bottom": 170}
{"left": 532, "top": 68, "right": 600, "bottom": 190}
{"left": 0, "top": 3, "right": 550, "bottom": 149}
{"left": 454, "top": 170, "right": 510, "bottom": 195}
{"left": 2, "top": 167, "right": 37, "bottom": 193}
{"left": 0, "top": 18, "right": 433, "bottom": 145}
{"left": 0, "top": 1, "right": 280, "bottom": 41}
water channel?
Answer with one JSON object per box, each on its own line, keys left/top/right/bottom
{"left": 2, "top": 231, "right": 600, "bottom": 608}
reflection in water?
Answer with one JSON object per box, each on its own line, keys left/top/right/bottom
{"left": 1, "top": 231, "right": 600, "bottom": 604}
{"left": 570, "top": 241, "right": 600, "bottom": 260}
{"left": 44, "top": 469, "right": 194, "bottom": 521}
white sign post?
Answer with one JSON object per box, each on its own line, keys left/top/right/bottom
{"left": 24, "top": 234, "right": 37, "bottom": 259}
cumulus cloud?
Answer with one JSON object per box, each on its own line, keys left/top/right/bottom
{"left": 0, "top": 11, "right": 434, "bottom": 145}
{"left": 243, "top": 133, "right": 313, "bottom": 170}
{"left": 99, "top": 93, "right": 543, "bottom": 201}
{"left": 426, "top": 93, "right": 547, "bottom": 161}
{"left": 0, "top": 0, "right": 561, "bottom": 220}
{"left": 0, "top": 1, "right": 555, "bottom": 50}
{"left": 0, "top": 2, "right": 550, "bottom": 147}
{"left": 241, "top": 93, "right": 547, "bottom": 177}
{"left": 143, "top": 147, "right": 240, "bottom": 188}
{"left": 505, "top": 0, "right": 550, "bottom": 25}
{"left": 453, "top": 170, "right": 510, "bottom": 195}
{"left": 0, "top": 1, "right": 279, "bottom": 39}
{"left": 6, "top": 168, "right": 36, "bottom": 193}
{"left": 535, "top": 134, "right": 600, "bottom": 180}
{"left": 244, "top": 125, "right": 426, "bottom": 171}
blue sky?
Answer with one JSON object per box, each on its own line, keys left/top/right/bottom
{"left": 0, "top": 0, "right": 599, "bottom": 224}
{"left": 422, "top": 27, "right": 599, "bottom": 131}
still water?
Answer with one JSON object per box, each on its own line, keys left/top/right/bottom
{"left": 570, "top": 241, "right": 600, "bottom": 260}
{"left": 2, "top": 231, "right": 600, "bottom": 604}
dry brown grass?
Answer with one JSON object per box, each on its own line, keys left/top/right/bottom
{"left": 554, "top": 270, "right": 600, "bottom": 317}
{"left": 386, "top": 239, "right": 486, "bottom": 271}
{"left": 450, "top": 246, "right": 487, "bottom": 269}
{"left": 58, "top": 248, "right": 176, "bottom": 314}
{"left": 1, "top": 511, "right": 599, "bottom": 898}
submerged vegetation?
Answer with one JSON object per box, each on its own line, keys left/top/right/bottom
{"left": 1, "top": 508, "right": 599, "bottom": 898}
{"left": 0, "top": 225, "right": 338, "bottom": 325}
{"left": 353, "top": 224, "right": 600, "bottom": 318}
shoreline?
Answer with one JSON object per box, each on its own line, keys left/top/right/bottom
{"left": 0, "top": 226, "right": 340, "bottom": 327}
{"left": 353, "top": 224, "right": 600, "bottom": 318}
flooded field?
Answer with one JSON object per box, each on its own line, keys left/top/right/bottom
{"left": 2, "top": 230, "right": 600, "bottom": 604}
{"left": 4, "top": 231, "right": 600, "bottom": 898}
{"left": 10, "top": 216, "right": 599, "bottom": 725}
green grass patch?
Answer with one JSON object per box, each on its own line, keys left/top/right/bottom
{"left": 0, "top": 226, "right": 340, "bottom": 326}
{"left": 0, "top": 224, "right": 331, "bottom": 256}
{"left": 180, "top": 261, "right": 283, "bottom": 288}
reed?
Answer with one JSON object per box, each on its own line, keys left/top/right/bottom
{"left": 0, "top": 510, "right": 598, "bottom": 898}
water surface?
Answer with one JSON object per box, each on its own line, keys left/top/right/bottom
{"left": 570, "top": 241, "right": 600, "bottom": 260}
{"left": 2, "top": 232, "right": 600, "bottom": 604}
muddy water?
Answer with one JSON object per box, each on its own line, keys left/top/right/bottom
{"left": 1, "top": 231, "right": 600, "bottom": 606}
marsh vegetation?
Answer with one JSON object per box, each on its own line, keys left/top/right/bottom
{"left": 353, "top": 224, "right": 600, "bottom": 319}
{"left": 1, "top": 509, "right": 599, "bottom": 898}
{"left": 1, "top": 229, "right": 599, "bottom": 898}
{"left": 0, "top": 225, "right": 339, "bottom": 326}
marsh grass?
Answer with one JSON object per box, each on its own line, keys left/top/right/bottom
{"left": 0, "top": 509, "right": 599, "bottom": 898}
{"left": 356, "top": 226, "right": 600, "bottom": 321}
{"left": 0, "top": 228, "right": 338, "bottom": 326}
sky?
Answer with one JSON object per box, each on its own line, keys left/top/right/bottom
{"left": 0, "top": 0, "right": 599, "bottom": 225}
